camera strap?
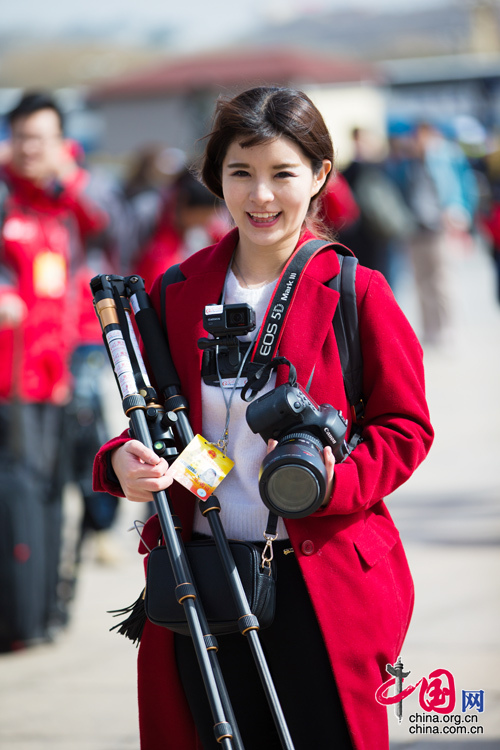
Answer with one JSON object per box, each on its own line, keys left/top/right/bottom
{"left": 249, "top": 239, "right": 332, "bottom": 370}
{"left": 234, "top": 239, "right": 332, "bottom": 400}
{"left": 241, "top": 356, "right": 296, "bottom": 403}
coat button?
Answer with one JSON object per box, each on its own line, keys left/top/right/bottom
{"left": 301, "top": 540, "right": 315, "bottom": 556}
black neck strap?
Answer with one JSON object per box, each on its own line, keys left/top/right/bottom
{"left": 250, "top": 239, "right": 332, "bottom": 367}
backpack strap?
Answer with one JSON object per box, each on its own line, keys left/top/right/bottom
{"left": 160, "top": 263, "right": 186, "bottom": 333}
{"left": 328, "top": 253, "right": 365, "bottom": 426}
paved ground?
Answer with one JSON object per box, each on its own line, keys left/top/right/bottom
{"left": 0, "top": 239, "right": 499, "bottom": 749}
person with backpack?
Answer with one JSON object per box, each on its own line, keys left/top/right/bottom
{"left": 93, "top": 87, "right": 434, "bottom": 750}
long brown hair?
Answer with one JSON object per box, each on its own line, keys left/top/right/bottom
{"left": 200, "top": 87, "right": 335, "bottom": 238}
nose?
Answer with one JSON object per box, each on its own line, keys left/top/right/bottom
{"left": 20, "top": 136, "right": 41, "bottom": 156}
{"left": 250, "top": 179, "right": 274, "bottom": 205}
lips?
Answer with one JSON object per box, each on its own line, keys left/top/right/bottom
{"left": 247, "top": 211, "right": 281, "bottom": 226}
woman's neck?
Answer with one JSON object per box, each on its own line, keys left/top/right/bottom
{"left": 232, "top": 236, "right": 300, "bottom": 290}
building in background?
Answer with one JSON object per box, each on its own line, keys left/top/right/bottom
{"left": 2, "top": 2, "right": 500, "bottom": 166}
{"left": 86, "top": 48, "right": 385, "bottom": 168}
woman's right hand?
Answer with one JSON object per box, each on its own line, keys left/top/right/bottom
{"left": 111, "top": 440, "right": 174, "bottom": 503}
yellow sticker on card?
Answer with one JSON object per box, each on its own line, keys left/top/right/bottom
{"left": 168, "top": 434, "right": 234, "bottom": 500}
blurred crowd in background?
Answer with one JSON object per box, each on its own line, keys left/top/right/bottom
{"left": 1, "top": 70, "right": 500, "bottom": 654}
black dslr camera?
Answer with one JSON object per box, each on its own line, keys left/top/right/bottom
{"left": 246, "top": 382, "right": 349, "bottom": 518}
{"left": 198, "top": 303, "right": 257, "bottom": 386}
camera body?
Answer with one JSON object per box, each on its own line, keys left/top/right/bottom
{"left": 246, "top": 383, "right": 349, "bottom": 462}
{"left": 246, "top": 383, "right": 350, "bottom": 518}
{"left": 203, "top": 303, "right": 256, "bottom": 338}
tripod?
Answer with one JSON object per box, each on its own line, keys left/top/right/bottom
{"left": 91, "top": 273, "right": 295, "bottom": 750}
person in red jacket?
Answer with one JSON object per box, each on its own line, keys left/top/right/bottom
{"left": 0, "top": 92, "right": 109, "bottom": 650}
{"left": 131, "top": 168, "right": 230, "bottom": 292}
{"left": 93, "top": 87, "right": 433, "bottom": 749}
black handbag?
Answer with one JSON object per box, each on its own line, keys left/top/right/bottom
{"left": 144, "top": 538, "right": 276, "bottom": 636}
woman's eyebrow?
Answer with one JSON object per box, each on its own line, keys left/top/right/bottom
{"left": 225, "top": 162, "right": 300, "bottom": 169}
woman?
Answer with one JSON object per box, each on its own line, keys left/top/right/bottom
{"left": 93, "top": 87, "right": 433, "bottom": 750}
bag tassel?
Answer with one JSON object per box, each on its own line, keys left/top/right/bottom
{"left": 109, "top": 588, "right": 147, "bottom": 646}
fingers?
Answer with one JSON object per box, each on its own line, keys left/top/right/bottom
{"left": 111, "top": 440, "right": 174, "bottom": 503}
{"left": 323, "top": 445, "right": 336, "bottom": 480}
{"left": 321, "top": 446, "right": 336, "bottom": 508}
{"left": 266, "top": 439, "right": 278, "bottom": 455}
{"left": 122, "top": 439, "right": 162, "bottom": 466}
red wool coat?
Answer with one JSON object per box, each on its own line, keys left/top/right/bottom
{"left": 94, "top": 228, "right": 433, "bottom": 750}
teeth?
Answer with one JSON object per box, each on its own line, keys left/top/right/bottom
{"left": 249, "top": 212, "right": 278, "bottom": 219}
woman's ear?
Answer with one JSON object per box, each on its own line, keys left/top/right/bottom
{"left": 311, "top": 159, "right": 332, "bottom": 197}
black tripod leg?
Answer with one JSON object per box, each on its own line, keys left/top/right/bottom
{"left": 172, "top": 524, "right": 245, "bottom": 750}
{"left": 204, "top": 503, "right": 295, "bottom": 750}
{"left": 130, "top": 409, "right": 241, "bottom": 749}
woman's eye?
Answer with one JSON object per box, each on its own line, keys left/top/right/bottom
{"left": 275, "top": 171, "right": 295, "bottom": 179}
{"left": 231, "top": 170, "right": 250, "bottom": 177}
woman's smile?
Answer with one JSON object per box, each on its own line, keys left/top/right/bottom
{"left": 247, "top": 211, "right": 282, "bottom": 226}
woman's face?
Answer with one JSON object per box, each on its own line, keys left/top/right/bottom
{"left": 221, "top": 136, "right": 330, "bottom": 258}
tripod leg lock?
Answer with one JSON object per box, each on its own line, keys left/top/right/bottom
{"left": 214, "top": 722, "right": 233, "bottom": 743}
{"left": 175, "top": 582, "right": 197, "bottom": 604}
{"left": 238, "top": 614, "right": 260, "bottom": 635}
{"left": 204, "top": 633, "right": 219, "bottom": 651}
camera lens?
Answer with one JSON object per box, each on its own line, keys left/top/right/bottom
{"left": 258, "top": 433, "right": 327, "bottom": 518}
{"left": 267, "top": 466, "right": 320, "bottom": 514}
{"left": 227, "top": 310, "right": 245, "bottom": 326}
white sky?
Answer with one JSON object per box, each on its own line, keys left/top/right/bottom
{"left": 2, "top": 0, "right": 448, "bottom": 52}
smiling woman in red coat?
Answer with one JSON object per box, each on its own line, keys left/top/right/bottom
{"left": 93, "top": 87, "right": 433, "bottom": 750}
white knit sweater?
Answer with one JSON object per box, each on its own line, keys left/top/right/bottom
{"left": 193, "top": 269, "right": 288, "bottom": 541}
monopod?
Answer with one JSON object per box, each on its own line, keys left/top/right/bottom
{"left": 90, "top": 273, "right": 295, "bottom": 750}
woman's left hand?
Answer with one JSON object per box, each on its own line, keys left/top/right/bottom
{"left": 268, "top": 439, "right": 335, "bottom": 510}
{"left": 321, "top": 446, "right": 336, "bottom": 508}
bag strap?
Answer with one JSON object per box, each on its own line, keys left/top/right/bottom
{"left": 160, "top": 263, "right": 186, "bottom": 333}
{"left": 328, "top": 253, "right": 365, "bottom": 423}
